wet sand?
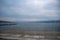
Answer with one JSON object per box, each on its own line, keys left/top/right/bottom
{"left": 0, "top": 30, "right": 60, "bottom": 40}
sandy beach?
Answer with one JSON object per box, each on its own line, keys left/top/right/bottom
{"left": 0, "top": 30, "right": 60, "bottom": 40}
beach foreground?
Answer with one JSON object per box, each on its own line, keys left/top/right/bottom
{"left": 0, "top": 30, "right": 60, "bottom": 40}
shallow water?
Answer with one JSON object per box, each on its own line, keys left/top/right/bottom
{"left": 0, "top": 23, "right": 60, "bottom": 30}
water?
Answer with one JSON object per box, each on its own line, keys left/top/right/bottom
{"left": 0, "top": 23, "right": 60, "bottom": 40}
{"left": 0, "top": 23, "right": 60, "bottom": 30}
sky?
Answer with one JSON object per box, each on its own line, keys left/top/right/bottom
{"left": 0, "top": 0, "right": 60, "bottom": 21}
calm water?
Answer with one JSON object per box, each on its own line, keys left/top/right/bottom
{"left": 0, "top": 23, "right": 60, "bottom": 30}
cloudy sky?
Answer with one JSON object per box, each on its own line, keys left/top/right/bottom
{"left": 0, "top": 0, "right": 60, "bottom": 21}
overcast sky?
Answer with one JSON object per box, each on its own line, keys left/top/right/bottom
{"left": 0, "top": 0, "right": 60, "bottom": 21}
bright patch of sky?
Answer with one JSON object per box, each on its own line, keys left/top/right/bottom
{"left": 0, "top": 0, "right": 60, "bottom": 21}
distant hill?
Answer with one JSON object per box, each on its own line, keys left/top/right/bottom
{"left": 31, "top": 20, "right": 60, "bottom": 23}
{"left": 0, "top": 20, "right": 60, "bottom": 23}
{"left": 0, "top": 21, "right": 12, "bottom": 23}
{"left": 0, "top": 21, "right": 16, "bottom": 26}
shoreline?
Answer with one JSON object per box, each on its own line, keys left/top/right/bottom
{"left": 0, "top": 30, "right": 60, "bottom": 35}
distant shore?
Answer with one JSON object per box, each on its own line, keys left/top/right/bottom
{"left": 0, "top": 24, "right": 16, "bottom": 26}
